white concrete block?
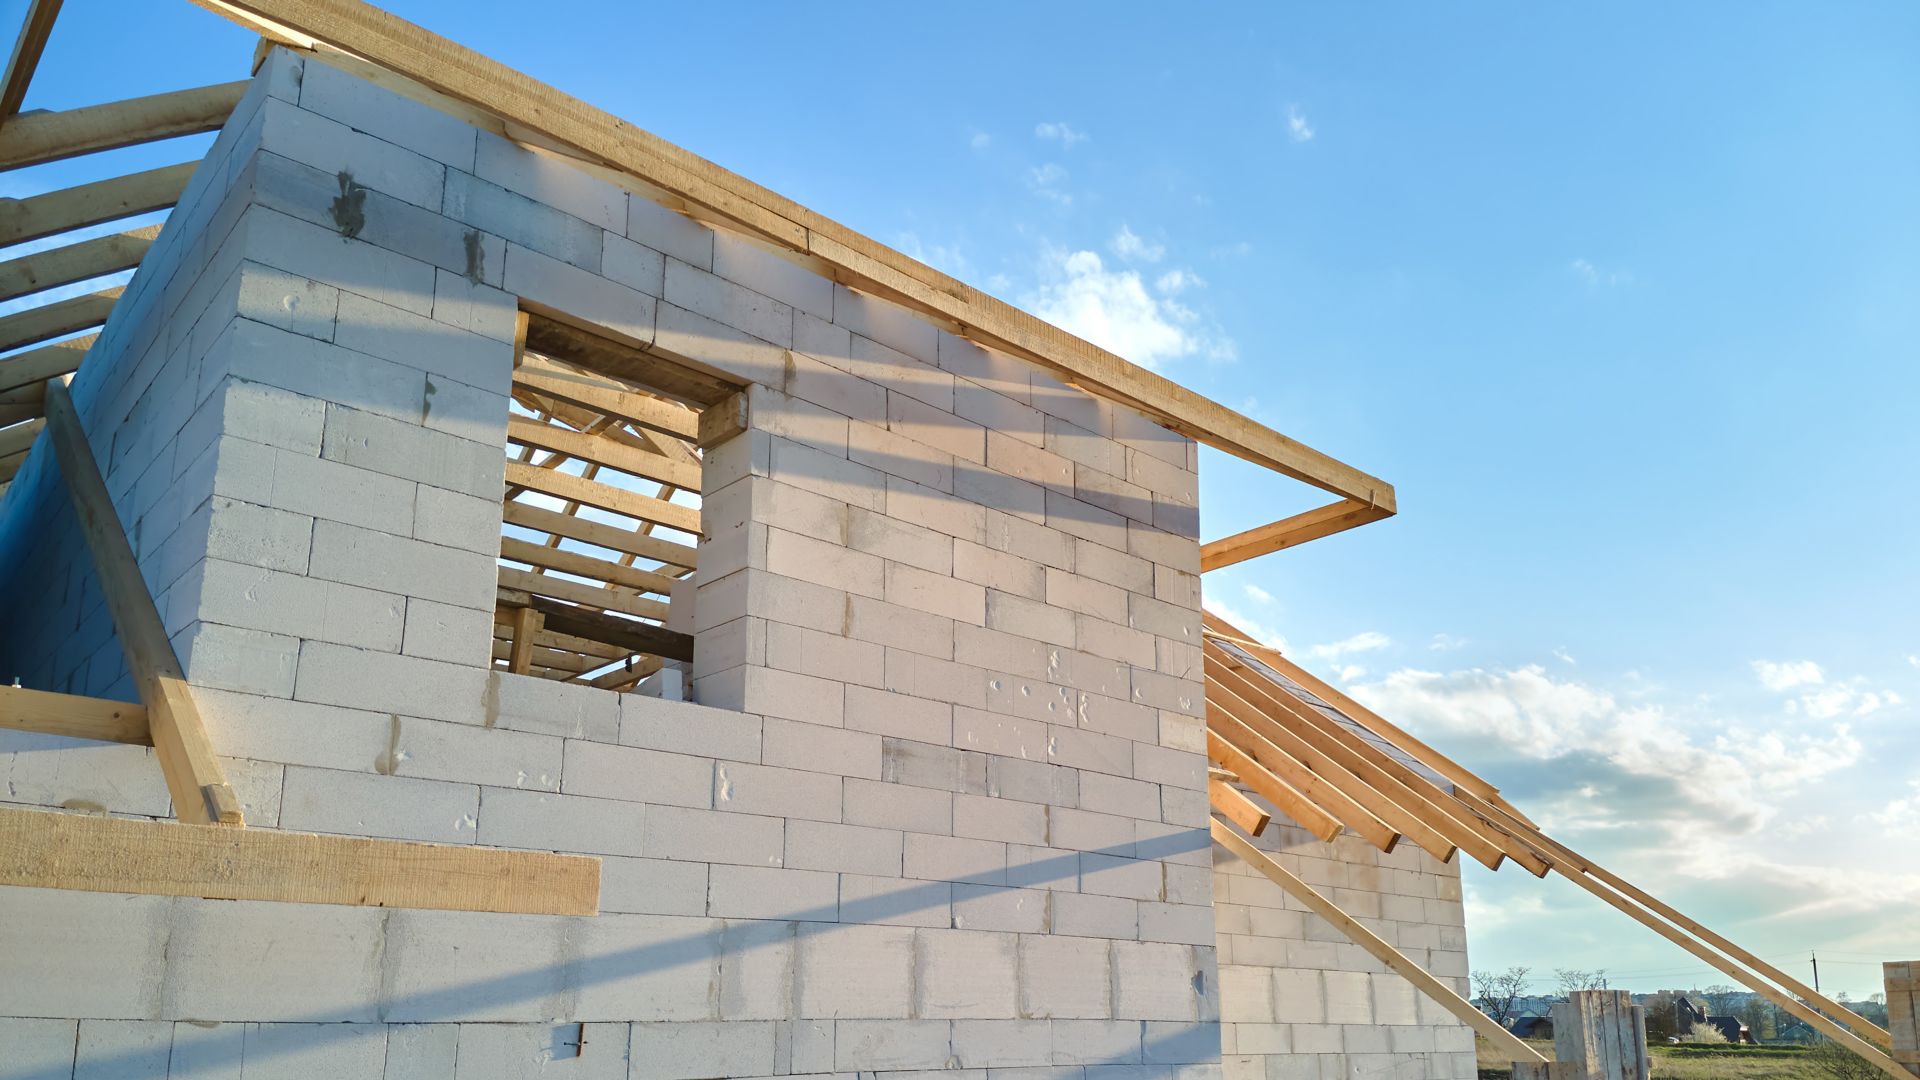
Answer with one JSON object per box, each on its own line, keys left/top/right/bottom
{"left": 502, "top": 242, "right": 654, "bottom": 348}
{"left": 628, "top": 1021, "right": 777, "bottom": 1080}
{"left": 951, "top": 1018, "right": 1053, "bottom": 1068}
{"left": 568, "top": 912, "right": 721, "bottom": 1022}
{"left": 294, "top": 641, "right": 487, "bottom": 725}
{"left": 914, "top": 928, "right": 1016, "bottom": 1019}
{"left": 785, "top": 819, "right": 903, "bottom": 877}
{"left": 379, "top": 909, "right": 569, "bottom": 1022}
{"left": 599, "top": 855, "right": 708, "bottom": 917}
{"left": 280, "top": 765, "right": 478, "bottom": 844}
{"left": 665, "top": 257, "right": 792, "bottom": 346}
{"left": 713, "top": 231, "right": 831, "bottom": 319}
{"left": 601, "top": 231, "right": 666, "bottom": 296}
{"left": 0, "top": 1018, "right": 75, "bottom": 1078}
{"left": 713, "top": 760, "right": 841, "bottom": 823}
{"left": 299, "top": 54, "right": 478, "bottom": 169}
{"left": 626, "top": 197, "right": 713, "bottom": 270}
{"left": 174, "top": 620, "right": 300, "bottom": 698}
{"left": 761, "top": 718, "right": 881, "bottom": 780}
{"left": 834, "top": 285, "right": 937, "bottom": 366}
{"left": 644, "top": 804, "right": 784, "bottom": 866}
{"left": 475, "top": 130, "right": 626, "bottom": 233}
{"left": 620, "top": 694, "right": 762, "bottom": 763}
{"left": 0, "top": 887, "right": 168, "bottom": 1019}
{"left": 843, "top": 777, "right": 951, "bottom": 835}
{"left": 794, "top": 923, "right": 913, "bottom": 1019}
{"left": 237, "top": 1024, "right": 387, "bottom": 1079}
{"left": 1019, "top": 935, "right": 1112, "bottom": 1020}
{"left": 903, "top": 833, "right": 1005, "bottom": 886}
{"left": 182, "top": 557, "right": 405, "bottom": 652}
{"left": 708, "top": 864, "right": 838, "bottom": 921}
{"left": 834, "top": 1019, "right": 951, "bottom": 1071}
{"left": 950, "top": 883, "right": 1047, "bottom": 934}
{"left": 258, "top": 96, "right": 446, "bottom": 211}
{"left": 562, "top": 740, "right": 712, "bottom": 809}
{"left": 382, "top": 1025, "right": 460, "bottom": 1080}
{"left": 400, "top": 596, "right": 493, "bottom": 666}
{"left": 452, "top": 1023, "right": 626, "bottom": 1080}
{"left": 163, "top": 898, "right": 384, "bottom": 1022}
{"left": 476, "top": 786, "right": 646, "bottom": 857}
{"left": 836, "top": 873, "right": 950, "bottom": 929}
{"left": 237, "top": 205, "right": 438, "bottom": 317}
{"left": 1051, "top": 892, "right": 1137, "bottom": 941}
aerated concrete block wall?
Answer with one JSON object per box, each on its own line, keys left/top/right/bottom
{"left": 0, "top": 48, "right": 1229, "bottom": 1078}
{"left": 1215, "top": 818, "right": 1475, "bottom": 1080}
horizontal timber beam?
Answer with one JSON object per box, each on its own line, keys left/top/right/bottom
{"left": 497, "top": 565, "right": 669, "bottom": 622}
{"left": 505, "top": 460, "right": 701, "bottom": 535}
{"left": 0, "top": 414, "right": 43, "bottom": 457}
{"left": 0, "top": 161, "right": 195, "bottom": 246}
{"left": 1206, "top": 728, "right": 1343, "bottom": 843}
{"left": 197, "top": 0, "right": 1394, "bottom": 512}
{"left": 0, "top": 806, "right": 600, "bottom": 915}
{"left": 500, "top": 535, "right": 678, "bottom": 596}
{"left": 0, "top": 685, "right": 149, "bottom": 745}
{"left": 0, "top": 287, "right": 119, "bottom": 352}
{"left": 502, "top": 500, "right": 697, "bottom": 569}
{"left": 0, "top": 331, "right": 90, "bottom": 394}
{"left": 0, "top": 80, "right": 247, "bottom": 170}
{"left": 498, "top": 587, "right": 694, "bottom": 662}
{"left": 0, "top": 223, "right": 160, "bottom": 303}
{"left": 1201, "top": 498, "right": 1392, "bottom": 572}
{"left": 507, "top": 415, "right": 699, "bottom": 490}
{"left": 1215, "top": 818, "right": 1548, "bottom": 1065}
{"left": 513, "top": 356, "right": 700, "bottom": 442}
{"left": 1208, "top": 778, "right": 1271, "bottom": 836}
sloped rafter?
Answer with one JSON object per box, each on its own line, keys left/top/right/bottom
{"left": 0, "top": 80, "right": 246, "bottom": 170}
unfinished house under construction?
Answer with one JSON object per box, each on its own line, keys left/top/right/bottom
{"left": 0, "top": 4, "right": 1908, "bottom": 1080}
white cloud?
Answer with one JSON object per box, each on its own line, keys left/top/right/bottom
{"left": 1553, "top": 647, "right": 1577, "bottom": 666}
{"left": 1155, "top": 268, "right": 1203, "bottom": 295}
{"left": 1570, "top": 257, "right": 1633, "bottom": 287}
{"left": 1210, "top": 240, "right": 1255, "bottom": 259}
{"left": 1029, "top": 163, "right": 1071, "bottom": 206}
{"left": 1908, "top": 655, "right": 1919, "bottom": 669}
{"left": 1306, "top": 631, "right": 1391, "bottom": 661}
{"left": 1869, "top": 778, "right": 1920, "bottom": 830}
{"left": 1202, "top": 596, "right": 1286, "bottom": 655}
{"left": 1334, "top": 664, "right": 1368, "bottom": 683}
{"left": 1352, "top": 664, "right": 1862, "bottom": 829}
{"left": 1023, "top": 248, "right": 1232, "bottom": 369}
{"left": 1109, "top": 225, "right": 1164, "bottom": 263}
{"left": 1429, "top": 633, "right": 1468, "bottom": 652}
{"left": 1752, "top": 659, "right": 1823, "bottom": 692}
{"left": 1034, "top": 121, "right": 1089, "bottom": 148}
{"left": 1286, "top": 104, "right": 1314, "bottom": 143}
{"left": 1243, "top": 583, "right": 1273, "bottom": 606}
{"left": 969, "top": 131, "right": 991, "bottom": 150}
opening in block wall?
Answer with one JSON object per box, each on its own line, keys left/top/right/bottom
{"left": 494, "top": 310, "right": 739, "bottom": 696}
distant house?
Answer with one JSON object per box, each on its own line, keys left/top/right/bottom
{"left": 1508, "top": 1014, "right": 1555, "bottom": 1040}
{"left": 1676, "top": 994, "right": 1754, "bottom": 1044}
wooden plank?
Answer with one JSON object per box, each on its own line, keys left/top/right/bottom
{"left": 0, "top": 224, "right": 159, "bottom": 302}
{"left": 0, "top": 414, "right": 43, "bottom": 457}
{"left": 489, "top": 615, "right": 629, "bottom": 661}
{"left": 498, "top": 587, "right": 694, "bottom": 662}
{"left": 586, "top": 654, "right": 664, "bottom": 690}
{"left": 0, "top": 332, "right": 92, "bottom": 392}
{"left": 1212, "top": 818, "right": 1548, "bottom": 1065}
{"left": 0, "top": 805, "right": 599, "bottom": 915}
{"left": 1208, "top": 778, "right": 1270, "bottom": 836}
{"left": 1205, "top": 729, "right": 1343, "bottom": 843}
{"left": 1204, "top": 643, "right": 1528, "bottom": 872}
{"left": 0, "top": 685, "right": 148, "bottom": 745}
{"left": 0, "top": 287, "right": 120, "bottom": 352}
{"left": 500, "top": 535, "right": 678, "bottom": 597}
{"left": 0, "top": 162, "right": 194, "bottom": 246}
{"left": 1210, "top": 706, "right": 1399, "bottom": 853}
{"left": 502, "top": 501, "right": 697, "bottom": 569}
{"left": 505, "top": 460, "right": 701, "bottom": 535}
{"left": 491, "top": 638, "right": 598, "bottom": 676}
{"left": 44, "top": 381, "right": 242, "bottom": 826}
{"left": 0, "top": 447, "right": 25, "bottom": 483}
{"left": 506, "top": 415, "right": 699, "bottom": 490}
{"left": 0, "top": 81, "right": 247, "bottom": 170}
{"left": 506, "top": 606, "right": 541, "bottom": 675}
{"left": 0, "top": 0, "right": 61, "bottom": 118}
{"left": 512, "top": 355, "right": 701, "bottom": 441}
{"left": 497, "top": 565, "right": 669, "bottom": 623}
{"left": 1202, "top": 609, "right": 1505, "bottom": 804}
{"left": 523, "top": 312, "right": 738, "bottom": 407}
{"left": 1201, "top": 498, "right": 1391, "bottom": 572}
{"left": 195, "top": 3, "right": 1393, "bottom": 513}
{"left": 1208, "top": 665, "right": 1457, "bottom": 863}
{"left": 697, "top": 389, "right": 748, "bottom": 449}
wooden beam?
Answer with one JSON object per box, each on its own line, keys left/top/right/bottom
{"left": 0, "top": 414, "right": 43, "bottom": 457}
{"left": 1201, "top": 498, "right": 1391, "bottom": 572}
{"left": 1205, "top": 729, "right": 1343, "bottom": 843}
{"left": 502, "top": 501, "right": 697, "bottom": 569}
{"left": 500, "top": 535, "right": 678, "bottom": 597}
{"left": 505, "top": 460, "right": 701, "bottom": 535}
{"left": 195, "top": 3, "right": 1393, "bottom": 512}
{"left": 1208, "top": 778, "right": 1270, "bottom": 836}
{"left": 1213, "top": 817, "right": 1548, "bottom": 1065}
{"left": 1208, "top": 666, "right": 1457, "bottom": 863}
{"left": 0, "top": 805, "right": 599, "bottom": 915}
{"left": 506, "top": 415, "right": 699, "bottom": 490}
{"left": 0, "top": 224, "right": 159, "bottom": 303}
{"left": 586, "top": 654, "right": 665, "bottom": 691}
{"left": 0, "top": 0, "right": 61, "bottom": 119}
{"left": 498, "top": 565, "right": 669, "bottom": 623}
{"left": 523, "top": 312, "right": 738, "bottom": 407}
{"left": 1211, "top": 706, "right": 1400, "bottom": 853}
{"left": 0, "top": 331, "right": 91, "bottom": 393}
{"left": 1204, "top": 642, "right": 1529, "bottom": 873}
{"left": 0, "top": 81, "right": 247, "bottom": 170}
{"left": 506, "top": 606, "right": 541, "bottom": 675}
{"left": 498, "top": 587, "right": 694, "bottom": 662}
{"left": 0, "top": 162, "right": 196, "bottom": 246}
{"left": 697, "top": 389, "right": 748, "bottom": 449}
{"left": 0, "top": 685, "right": 148, "bottom": 745}
{"left": 513, "top": 356, "right": 701, "bottom": 441}
{"left": 44, "top": 381, "right": 242, "bottom": 826}
{"left": 1202, "top": 609, "right": 1505, "bottom": 805}
{"left": 0, "top": 447, "right": 25, "bottom": 483}
{"left": 0, "top": 286, "right": 120, "bottom": 352}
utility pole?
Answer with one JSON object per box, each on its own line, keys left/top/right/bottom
{"left": 1812, "top": 951, "right": 1821, "bottom": 995}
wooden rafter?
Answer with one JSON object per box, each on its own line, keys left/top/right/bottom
{"left": 0, "top": 332, "right": 90, "bottom": 394}
{"left": 0, "top": 684, "right": 148, "bottom": 745}
{"left": 0, "top": 223, "right": 160, "bottom": 303}
{"left": 1206, "top": 728, "right": 1343, "bottom": 843}
{"left": 45, "top": 381, "right": 242, "bottom": 825}
{"left": 0, "top": 80, "right": 246, "bottom": 170}
{"left": 0, "top": 0, "right": 61, "bottom": 119}
{"left": 1201, "top": 498, "right": 1393, "bottom": 572}
{"left": 0, "top": 162, "right": 195, "bottom": 246}
{"left": 505, "top": 461, "right": 700, "bottom": 535}
{"left": 0, "top": 286, "right": 120, "bottom": 352}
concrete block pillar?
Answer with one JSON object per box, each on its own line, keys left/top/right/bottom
{"left": 1889, "top": 962, "right": 1920, "bottom": 1076}
{"left": 1513, "top": 990, "right": 1649, "bottom": 1080}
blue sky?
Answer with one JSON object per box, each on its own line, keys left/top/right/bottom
{"left": 10, "top": 2, "right": 1918, "bottom": 999}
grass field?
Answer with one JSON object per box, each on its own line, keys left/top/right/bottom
{"left": 1476, "top": 1039, "right": 1820, "bottom": 1080}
